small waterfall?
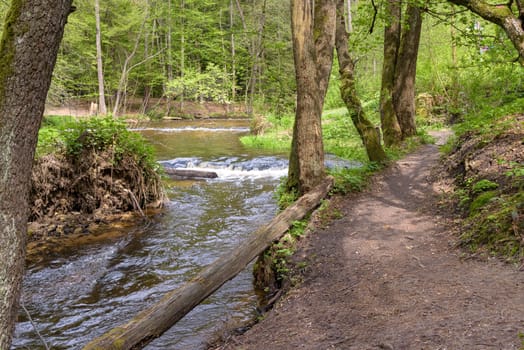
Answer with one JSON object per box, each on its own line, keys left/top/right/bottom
{"left": 160, "top": 156, "right": 289, "bottom": 180}
{"left": 129, "top": 126, "right": 250, "bottom": 133}
{"left": 161, "top": 154, "right": 362, "bottom": 181}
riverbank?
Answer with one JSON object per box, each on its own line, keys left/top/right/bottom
{"left": 27, "top": 116, "right": 164, "bottom": 261}
{"left": 210, "top": 126, "right": 524, "bottom": 349}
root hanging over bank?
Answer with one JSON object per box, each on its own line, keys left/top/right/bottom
{"left": 29, "top": 148, "right": 163, "bottom": 229}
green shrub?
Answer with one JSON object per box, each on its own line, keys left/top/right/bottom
{"left": 37, "top": 116, "right": 159, "bottom": 172}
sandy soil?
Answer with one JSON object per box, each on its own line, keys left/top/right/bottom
{"left": 215, "top": 132, "right": 524, "bottom": 349}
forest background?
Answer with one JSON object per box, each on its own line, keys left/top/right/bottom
{"left": 1, "top": 0, "right": 522, "bottom": 124}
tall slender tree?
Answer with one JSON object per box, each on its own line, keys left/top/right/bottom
{"left": 95, "top": 0, "right": 107, "bottom": 115}
{"left": 0, "top": 1, "right": 73, "bottom": 348}
{"left": 335, "top": 0, "right": 388, "bottom": 162}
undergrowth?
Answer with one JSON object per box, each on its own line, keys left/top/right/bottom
{"left": 442, "top": 92, "right": 524, "bottom": 261}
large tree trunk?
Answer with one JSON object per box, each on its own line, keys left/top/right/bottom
{"left": 0, "top": 1, "right": 72, "bottom": 348}
{"left": 380, "top": 0, "right": 403, "bottom": 147}
{"left": 83, "top": 178, "right": 333, "bottom": 350}
{"left": 287, "top": 0, "right": 336, "bottom": 195}
{"left": 335, "top": 0, "right": 387, "bottom": 163}
{"left": 95, "top": 0, "right": 107, "bottom": 115}
{"left": 287, "top": 0, "right": 324, "bottom": 194}
{"left": 393, "top": 3, "right": 422, "bottom": 139}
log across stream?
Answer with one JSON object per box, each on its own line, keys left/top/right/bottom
{"left": 83, "top": 178, "right": 333, "bottom": 349}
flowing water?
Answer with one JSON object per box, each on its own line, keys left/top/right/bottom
{"left": 13, "top": 119, "right": 289, "bottom": 350}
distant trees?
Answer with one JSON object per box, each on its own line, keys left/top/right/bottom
{"left": 47, "top": 0, "right": 296, "bottom": 115}
{"left": 0, "top": 2, "right": 73, "bottom": 348}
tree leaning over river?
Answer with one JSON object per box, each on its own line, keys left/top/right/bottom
{"left": 0, "top": 1, "right": 73, "bottom": 348}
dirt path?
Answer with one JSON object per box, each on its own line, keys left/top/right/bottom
{"left": 218, "top": 134, "right": 524, "bottom": 349}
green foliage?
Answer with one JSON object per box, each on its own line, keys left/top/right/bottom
{"left": 37, "top": 116, "right": 158, "bottom": 171}
{"left": 35, "top": 127, "right": 62, "bottom": 158}
{"left": 269, "top": 219, "right": 309, "bottom": 282}
{"left": 469, "top": 190, "right": 498, "bottom": 214}
{"left": 275, "top": 176, "right": 299, "bottom": 210}
{"left": 289, "top": 220, "right": 308, "bottom": 238}
{"left": 472, "top": 179, "right": 499, "bottom": 194}
{"left": 505, "top": 162, "right": 524, "bottom": 179}
{"left": 322, "top": 109, "right": 370, "bottom": 163}
{"left": 240, "top": 113, "right": 294, "bottom": 152}
{"left": 460, "top": 192, "right": 524, "bottom": 261}
{"left": 329, "top": 162, "right": 382, "bottom": 194}
{"left": 166, "top": 63, "right": 232, "bottom": 103}
{"left": 323, "top": 61, "right": 345, "bottom": 110}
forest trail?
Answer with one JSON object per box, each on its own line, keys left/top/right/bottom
{"left": 217, "top": 132, "right": 524, "bottom": 349}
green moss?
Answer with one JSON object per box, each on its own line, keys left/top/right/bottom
{"left": 0, "top": 1, "right": 25, "bottom": 110}
{"left": 472, "top": 179, "right": 499, "bottom": 194}
{"left": 469, "top": 190, "right": 498, "bottom": 214}
{"left": 461, "top": 192, "right": 524, "bottom": 261}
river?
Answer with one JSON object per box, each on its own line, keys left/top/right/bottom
{"left": 13, "top": 119, "right": 288, "bottom": 349}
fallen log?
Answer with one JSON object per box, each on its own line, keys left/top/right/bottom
{"left": 82, "top": 177, "right": 333, "bottom": 350}
{"left": 164, "top": 168, "right": 218, "bottom": 179}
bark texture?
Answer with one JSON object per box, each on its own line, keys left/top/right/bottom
{"left": 288, "top": 0, "right": 325, "bottom": 194}
{"left": 82, "top": 178, "right": 333, "bottom": 350}
{"left": 314, "top": 0, "right": 337, "bottom": 100}
{"left": 335, "top": 0, "right": 387, "bottom": 163}
{"left": 393, "top": 4, "right": 422, "bottom": 138}
{"left": 380, "top": 0, "right": 423, "bottom": 146}
{"left": 0, "top": 1, "right": 72, "bottom": 348}
{"left": 380, "top": 0, "right": 403, "bottom": 147}
{"left": 288, "top": 0, "right": 336, "bottom": 194}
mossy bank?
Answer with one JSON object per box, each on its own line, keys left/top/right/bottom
{"left": 440, "top": 112, "right": 524, "bottom": 261}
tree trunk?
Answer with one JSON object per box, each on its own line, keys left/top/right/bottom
{"left": 381, "top": 0, "right": 424, "bottom": 145}
{"left": 179, "top": 0, "right": 186, "bottom": 112}
{"left": 380, "top": 0, "right": 402, "bottom": 146}
{"left": 230, "top": 0, "right": 237, "bottom": 102}
{"left": 0, "top": 1, "right": 72, "bottom": 348}
{"left": 313, "top": 0, "right": 337, "bottom": 101}
{"left": 113, "top": 10, "right": 148, "bottom": 116}
{"left": 95, "top": 0, "right": 107, "bottom": 115}
{"left": 83, "top": 177, "right": 333, "bottom": 350}
{"left": 393, "top": 3, "right": 422, "bottom": 138}
{"left": 335, "top": 0, "right": 387, "bottom": 163}
{"left": 287, "top": 0, "right": 332, "bottom": 194}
